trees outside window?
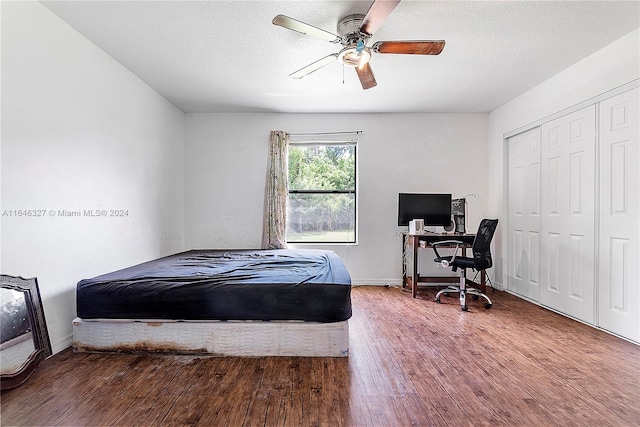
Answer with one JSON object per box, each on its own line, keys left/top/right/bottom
{"left": 287, "top": 144, "right": 356, "bottom": 243}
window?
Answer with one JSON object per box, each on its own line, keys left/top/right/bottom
{"left": 287, "top": 143, "right": 357, "bottom": 243}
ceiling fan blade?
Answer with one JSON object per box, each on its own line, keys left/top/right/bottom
{"left": 373, "top": 40, "right": 446, "bottom": 55}
{"left": 359, "top": 0, "right": 401, "bottom": 36}
{"left": 355, "top": 63, "right": 377, "bottom": 90}
{"left": 272, "top": 15, "right": 341, "bottom": 43}
{"left": 290, "top": 54, "right": 339, "bottom": 79}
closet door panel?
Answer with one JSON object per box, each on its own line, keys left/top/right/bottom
{"left": 598, "top": 87, "right": 639, "bottom": 342}
{"left": 540, "top": 105, "right": 596, "bottom": 323}
{"left": 507, "top": 127, "right": 541, "bottom": 301}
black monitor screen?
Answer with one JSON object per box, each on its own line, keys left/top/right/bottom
{"left": 398, "top": 193, "right": 452, "bottom": 227}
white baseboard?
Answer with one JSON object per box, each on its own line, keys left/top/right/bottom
{"left": 51, "top": 334, "right": 73, "bottom": 355}
{"left": 351, "top": 279, "right": 401, "bottom": 287}
{"left": 351, "top": 278, "right": 504, "bottom": 291}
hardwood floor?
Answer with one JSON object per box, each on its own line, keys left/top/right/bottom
{"left": 2, "top": 285, "right": 640, "bottom": 426}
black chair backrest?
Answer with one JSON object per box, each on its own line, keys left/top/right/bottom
{"left": 472, "top": 219, "right": 499, "bottom": 270}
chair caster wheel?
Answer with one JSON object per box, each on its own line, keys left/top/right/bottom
{"left": 485, "top": 303, "right": 492, "bottom": 309}
{"left": 435, "top": 298, "right": 441, "bottom": 303}
{"left": 461, "top": 305, "right": 468, "bottom": 312}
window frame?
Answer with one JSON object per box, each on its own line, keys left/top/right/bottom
{"left": 286, "top": 141, "right": 358, "bottom": 245}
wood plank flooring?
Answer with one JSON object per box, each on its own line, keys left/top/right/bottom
{"left": 2, "top": 285, "right": 640, "bottom": 426}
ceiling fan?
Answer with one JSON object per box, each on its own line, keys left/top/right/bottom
{"left": 272, "top": 0, "right": 445, "bottom": 90}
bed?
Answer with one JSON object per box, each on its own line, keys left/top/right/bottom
{"left": 72, "top": 249, "right": 352, "bottom": 357}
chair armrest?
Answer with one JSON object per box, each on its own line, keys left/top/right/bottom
{"left": 431, "top": 240, "right": 465, "bottom": 247}
{"left": 431, "top": 240, "right": 464, "bottom": 262}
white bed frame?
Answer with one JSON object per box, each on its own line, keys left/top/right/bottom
{"left": 72, "top": 318, "right": 349, "bottom": 357}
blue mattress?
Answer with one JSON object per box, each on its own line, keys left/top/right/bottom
{"left": 76, "top": 249, "right": 352, "bottom": 323}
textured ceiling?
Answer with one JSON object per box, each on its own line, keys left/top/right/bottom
{"left": 41, "top": 1, "right": 639, "bottom": 114}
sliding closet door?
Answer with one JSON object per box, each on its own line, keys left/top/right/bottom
{"left": 540, "top": 105, "right": 596, "bottom": 323}
{"left": 507, "top": 127, "right": 541, "bottom": 301}
{"left": 598, "top": 87, "right": 640, "bottom": 341}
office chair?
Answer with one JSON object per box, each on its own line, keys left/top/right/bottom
{"left": 432, "top": 218, "right": 498, "bottom": 311}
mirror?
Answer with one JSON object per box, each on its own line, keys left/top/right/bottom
{"left": 0, "top": 275, "right": 52, "bottom": 390}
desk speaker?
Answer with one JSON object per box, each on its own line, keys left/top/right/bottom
{"left": 444, "top": 217, "right": 455, "bottom": 232}
{"left": 409, "top": 219, "right": 424, "bottom": 234}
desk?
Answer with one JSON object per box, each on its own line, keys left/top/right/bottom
{"left": 401, "top": 232, "right": 486, "bottom": 298}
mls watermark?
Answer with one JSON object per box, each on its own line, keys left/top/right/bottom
{"left": 2, "top": 209, "right": 129, "bottom": 218}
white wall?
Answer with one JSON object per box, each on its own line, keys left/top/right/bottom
{"left": 185, "top": 112, "right": 488, "bottom": 284}
{"left": 1, "top": 1, "right": 186, "bottom": 353}
{"left": 487, "top": 28, "right": 640, "bottom": 288}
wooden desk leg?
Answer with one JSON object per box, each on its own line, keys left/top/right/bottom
{"left": 411, "top": 235, "right": 418, "bottom": 298}
{"left": 401, "top": 234, "right": 407, "bottom": 289}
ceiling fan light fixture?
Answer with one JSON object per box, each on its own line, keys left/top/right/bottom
{"left": 338, "top": 46, "right": 371, "bottom": 67}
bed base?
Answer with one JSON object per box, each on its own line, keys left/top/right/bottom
{"left": 72, "top": 318, "right": 349, "bottom": 357}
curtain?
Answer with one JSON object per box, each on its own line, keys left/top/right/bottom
{"left": 261, "top": 130, "right": 289, "bottom": 249}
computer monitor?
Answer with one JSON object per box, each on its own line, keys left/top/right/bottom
{"left": 397, "top": 193, "right": 452, "bottom": 227}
